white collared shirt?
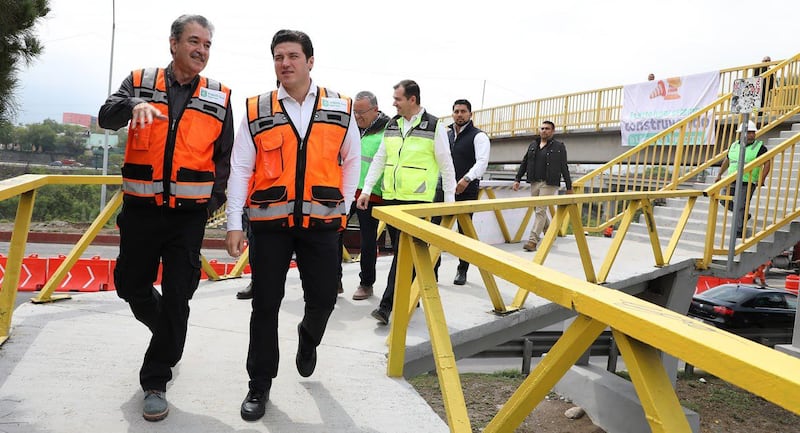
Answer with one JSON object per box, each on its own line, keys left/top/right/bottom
{"left": 453, "top": 121, "right": 491, "bottom": 182}
{"left": 226, "top": 81, "right": 360, "bottom": 231}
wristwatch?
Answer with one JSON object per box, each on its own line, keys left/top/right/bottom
{"left": 463, "top": 175, "right": 472, "bottom": 183}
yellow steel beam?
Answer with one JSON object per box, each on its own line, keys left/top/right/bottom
{"left": 511, "top": 204, "right": 597, "bottom": 309}
{"left": 386, "top": 232, "right": 415, "bottom": 377}
{"left": 597, "top": 200, "right": 640, "bottom": 283}
{"left": 480, "top": 188, "right": 512, "bottom": 242}
{"left": 565, "top": 203, "right": 597, "bottom": 283}
{"left": 457, "top": 214, "right": 508, "bottom": 313}
{"left": 613, "top": 331, "right": 692, "bottom": 433}
{"left": 200, "top": 255, "right": 220, "bottom": 281}
{"left": 33, "top": 190, "right": 123, "bottom": 303}
{"left": 639, "top": 199, "right": 665, "bottom": 266}
{"left": 409, "top": 236, "right": 471, "bottom": 433}
{"left": 665, "top": 196, "right": 696, "bottom": 263}
{"left": 376, "top": 203, "right": 800, "bottom": 414}
{"left": 0, "top": 190, "right": 36, "bottom": 345}
{"left": 483, "top": 315, "right": 605, "bottom": 433}
{"left": 513, "top": 206, "right": 534, "bottom": 243}
{"left": 226, "top": 246, "right": 249, "bottom": 278}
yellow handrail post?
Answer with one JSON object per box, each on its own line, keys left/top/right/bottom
{"left": 33, "top": 190, "right": 123, "bottom": 303}
{"left": 200, "top": 255, "right": 220, "bottom": 281}
{"left": 0, "top": 190, "right": 36, "bottom": 345}
{"left": 484, "top": 315, "right": 605, "bottom": 433}
{"left": 613, "top": 331, "right": 693, "bottom": 433}
{"left": 227, "top": 246, "right": 250, "bottom": 278}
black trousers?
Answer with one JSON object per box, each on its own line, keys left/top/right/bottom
{"left": 355, "top": 202, "right": 381, "bottom": 287}
{"left": 432, "top": 184, "right": 479, "bottom": 274}
{"left": 378, "top": 200, "right": 424, "bottom": 314}
{"left": 114, "top": 204, "right": 206, "bottom": 392}
{"left": 247, "top": 227, "right": 339, "bottom": 393}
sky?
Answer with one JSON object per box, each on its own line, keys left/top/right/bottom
{"left": 14, "top": 0, "right": 800, "bottom": 129}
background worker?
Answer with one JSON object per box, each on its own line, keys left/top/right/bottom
{"left": 225, "top": 29, "right": 359, "bottom": 422}
{"left": 433, "top": 98, "right": 490, "bottom": 285}
{"left": 512, "top": 120, "right": 573, "bottom": 252}
{"left": 715, "top": 120, "right": 770, "bottom": 238}
{"left": 98, "top": 14, "right": 233, "bottom": 422}
{"left": 356, "top": 79, "right": 456, "bottom": 326}
{"left": 350, "top": 90, "right": 391, "bottom": 300}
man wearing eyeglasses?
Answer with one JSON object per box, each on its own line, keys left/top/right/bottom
{"left": 347, "top": 90, "right": 391, "bottom": 301}
{"left": 512, "top": 120, "right": 573, "bottom": 252}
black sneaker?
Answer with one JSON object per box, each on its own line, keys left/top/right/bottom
{"left": 371, "top": 308, "right": 389, "bottom": 325}
{"left": 240, "top": 389, "right": 269, "bottom": 421}
{"left": 296, "top": 324, "right": 317, "bottom": 377}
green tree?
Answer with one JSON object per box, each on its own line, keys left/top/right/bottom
{"left": 0, "top": 0, "right": 50, "bottom": 123}
{"left": 56, "top": 124, "right": 89, "bottom": 155}
{"left": 23, "top": 121, "right": 56, "bottom": 152}
{"left": 0, "top": 119, "right": 12, "bottom": 144}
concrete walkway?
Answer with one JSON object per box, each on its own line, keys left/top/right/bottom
{"left": 0, "top": 236, "right": 698, "bottom": 433}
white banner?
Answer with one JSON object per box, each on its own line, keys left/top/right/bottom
{"left": 621, "top": 71, "right": 719, "bottom": 146}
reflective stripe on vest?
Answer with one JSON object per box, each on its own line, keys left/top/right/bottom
{"left": 122, "top": 179, "right": 165, "bottom": 197}
{"left": 248, "top": 201, "right": 295, "bottom": 220}
{"left": 170, "top": 181, "right": 214, "bottom": 199}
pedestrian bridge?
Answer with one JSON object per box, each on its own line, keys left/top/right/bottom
{"left": 2, "top": 54, "right": 800, "bottom": 432}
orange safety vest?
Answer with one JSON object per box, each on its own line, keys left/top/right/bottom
{"left": 245, "top": 87, "right": 351, "bottom": 231}
{"left": 121, "top": 68, "right": 230, "bottom": 209}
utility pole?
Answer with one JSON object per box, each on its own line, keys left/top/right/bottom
{"left": 100, "top": 0, "right": 116, "bottom": 209}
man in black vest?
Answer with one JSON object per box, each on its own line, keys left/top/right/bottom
{"left": 434, "top": 99, "right": 490, "bottom": 285}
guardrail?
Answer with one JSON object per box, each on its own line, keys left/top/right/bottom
{"left": 0, "top": 174, "right": 245, "bottom": 345}
{"left": 374, "top": 196, "right": 800, "bottom": 432}
{"left": 571, "top": 53, "right": 800, "bottom": 237}
{"left": 443, "top": 58, "right": 786, "bottom": 137}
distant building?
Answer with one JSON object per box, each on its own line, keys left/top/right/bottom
{"left": 62, "top": 112, "right": 96, "bottom": 128}
{"left": 86, "top": 133, "right": 119, "bottom": 149}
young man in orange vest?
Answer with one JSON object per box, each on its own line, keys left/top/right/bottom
{"left": 98, "top": 14, "right": 234, "bottom": 422}
{"left": 224, "top": 29, "right": 360, "bottom": 422}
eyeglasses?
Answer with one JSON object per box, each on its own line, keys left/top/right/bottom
{"left": 354, "top": 106, "right": 376, "bottom": 116}
{"left": 540, "top": 127, "right": 553, "bottom": 131}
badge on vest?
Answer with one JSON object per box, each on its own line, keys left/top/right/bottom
{"left": 321, "top": 97, "right": 349, "bottom": 113}
{"left": 200, "top": 87, "right": 227, "bottom": 105}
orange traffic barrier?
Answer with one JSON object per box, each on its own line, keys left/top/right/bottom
{"left": 47, "top": 255, "right": 112, "bottom": 292}
{"left": 786, "top": 274, "right": 799, "bottom": 294}
{"left": 0, "top": 253, "right": 48, "bottom": 292}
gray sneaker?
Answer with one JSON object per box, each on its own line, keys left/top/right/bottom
{"left": 143, "top": 390, "right": 169, "bottom": 421}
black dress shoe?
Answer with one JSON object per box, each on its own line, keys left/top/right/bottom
{"left": 296, "top": 324, "right": 317, "bottom": 377}
{"left": 236, "top": 282, "right": 253, "bottom": 300}
{"left": 240, "top": 389, "right": 268, "bottom": 421}
{"left": 453, "top": 270, "right": 467, "bottom": 286}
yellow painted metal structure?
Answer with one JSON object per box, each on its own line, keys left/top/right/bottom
{"left": 444, "top": 58, "right": 785, "bottom": 137}
{"left": 374, "top": 198, "right": 800, "bottom": 432}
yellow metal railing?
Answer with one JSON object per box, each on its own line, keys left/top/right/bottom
{"left": 0, "top": 174, "right": 122, "bottom": 344}
{"left": 571, "top": 53, "right": 800, "bottom": 234}
{"left": 0, "top": 174, "right": 248, "bottom": 344}
{"left": 374, "top": 197, "right": 800, "bottom": 433}
{"left": 447, "top": 59, "right": 783, "bottom": 136}
{"left": 700, "top": 128, "right": 800, "bottom": 268}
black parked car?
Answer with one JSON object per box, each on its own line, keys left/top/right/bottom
{"left": 688, "top": 284, "right": 797, "bottom": 342}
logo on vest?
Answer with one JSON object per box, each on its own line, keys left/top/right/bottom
{"left": 200, "top": 87, "right": 227, "bottom": 105}
{"left": 321, "top": 97, "right": 348, "bottom": 113}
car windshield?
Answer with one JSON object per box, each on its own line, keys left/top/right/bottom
{"left": 697, "top": 285, "right": 752, "bottom": 303}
